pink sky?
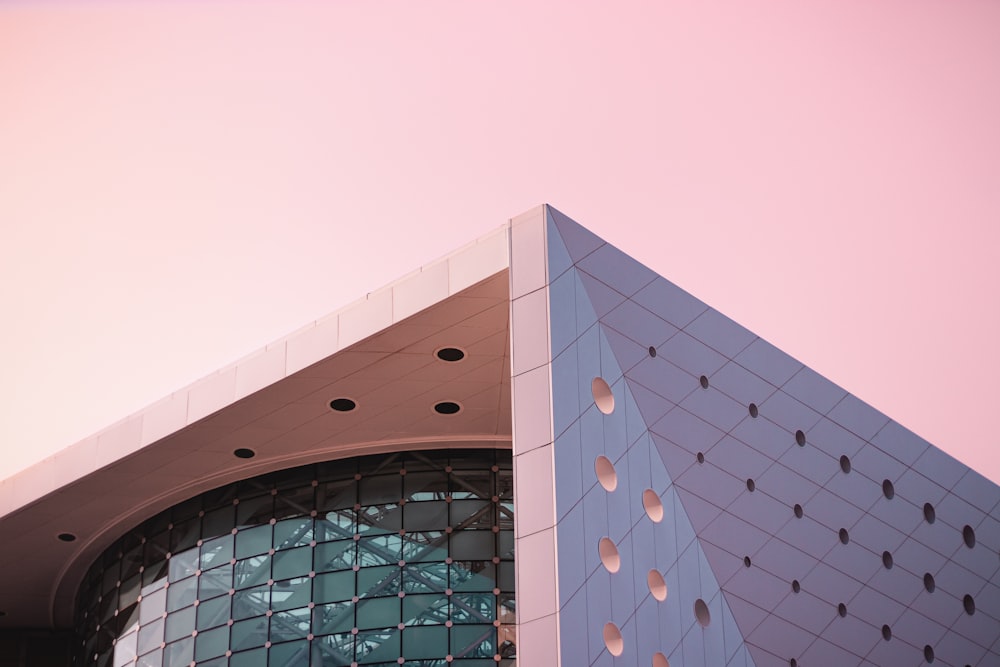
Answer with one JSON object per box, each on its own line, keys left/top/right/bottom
{"left": 1, "top": 1, "right": 998, "bottom": 483}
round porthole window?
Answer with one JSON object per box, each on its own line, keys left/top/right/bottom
{"left": 603, "top": 622, "right": 624, "bottom": 656}
{"left": 592, "top": 377, "right": 615, "bottom": 414}
{"left": 694, "top": 598, "right": 711, "bottom": 627}
{"left": 595, "top": 456, "right": 618, "bottom": 492}
{"left": 599, "top": 537, "right": 620, "bottom": 573}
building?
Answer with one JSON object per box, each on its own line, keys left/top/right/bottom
{"left": 1, "top": 205, "right": 997, "bottom": 667}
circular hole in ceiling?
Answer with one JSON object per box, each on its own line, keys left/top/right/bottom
{"left": 837, "top": 603, "right": 847, "bottom": 618}
{"left": 791, "top": 580, "right": 801, "bottom": 594}
{"left": 839, "top": 528, "right": 850, "bottom": 545}
{"left": 696, "top": 452, "right": 705, "bottom": 464}
{"left": 652, "top": 653, "right": 669, "bottom": 667}
{"left": 329, "top": 398, "right": 357, "bottom": 412}
{"left": 743, "top": 556, "right": 752, "bottom": 568}
{"left": 748, "top": 403, "right": 759, "bottom": 418}
{"left": 57, "top": 533, "right": 76, "bottom": 543}
{"left": 592, "top": 377, "right": 615, "bottom": 415}
{"left": 923, "top": 503, "right": 936, "bottom": 524}
{"left": 793, "top": 504, "right": 804, "bottom": 519}
{"left": 924, "top": 573, "right": 935, "bottom": 593}
{"left": 233, "top": 448, "right": 256, "bottom": 460}
{"left": 924, "top": 645, "right": 934, "bottom": 663}
{"left": 746, "top": 479, "right": 756, "bottom": 492}
{"left": 434, "top": 402, "right": 462, "bottom": 415}
{"left": 699, "top": 375, "right": 709, "bottom": 389}
{"left": 595, "top": 456, "right": 618, "bottom": 492}
{"left": 882, "top": 625, "right": 892, "bottom": 641}
{"left": 839, "top": 455, "right": 851, "bottom": 473}
{"left": 435, "top": 347, "right": 466, "bottom": 362}
{"left": 694, "top": 599, "right": 711, "bottom": 627}
{"left": 882, "top": 551, "right": 893, "bottom": 569}
{"left": 647, "top": 570, "right": 667, "bottom": 602}
{"left": 599, "top": 537, "right": 620, "bottom": 573}
{"left": 790, "top": 661, "right": 798, "bottom": 667}
{"left": 603, "top": 622, "right": 624, "bottom": 657}
{"left": 642, "top": 489, "right": 663, "bottom": 522}
{"left": 963, "top": 594, "right": 975, "bottom": 615}
{"left": 963, "top": 525, "right": 976, "bottom": 548}
{"left": 648, "top": 346, "right": 657, "bottom": 358}
{"left": 882, "top": 479, "right": 895, "bottom": 499}
{"left": 795, "top": 430, "right": 806, "bottom": 447}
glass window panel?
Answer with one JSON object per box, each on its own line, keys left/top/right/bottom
{"left": 137, "top": 617, "right": 164, "bottom": 656}
{"left": 356, "top": 596, "right": 401, "bottom": 630}
{"left": 316, "top": 479, "right": 356, "bottom": 513}
{"left": 101, "top": 566, "right": 119, "bottom": 594}
{"left": 357, "top": 565, "right": 400, "bottom": 598}
{"left": 497, "top": 531, "right": 514, "bottom": 560}
{"left": 449, "top": 532, "right": 494, "bottom": 561}
{"left": 119, "top": 575, "right": 141, "bottom": 610}
{"left": 314, "top": 570, "right": 355, "bottom": 604}
{"left": 138, "top": 586, "right": 166, "bottom": 624}
{"left": 450, "top": 593, "right": 495, "bottom": 624}
{"left": 450, "top": 471, "right": 490, "bottom": 499}
{"left": 196, "top": 595, "right": 230, "bottom": 631}
{"left": 311, "top": 632, "right": 354, "bottom": 663}
{"left": 450, "top": 624, "right": 495, "bottom": 658}
{"left": 233, "top": 584, "right": 271, "bottom": 620}
{"left": 451, "top": 562, "right": 495, "bottom": 592}
{"left": 136, "top": 648, "right": 161, "bottom": 667}
{"left": 274, "top": 517, "right": 314, "bottom": 550}
{"left": 230, "top": 646, "right": 267, "bottom": 667}
{"left": 402, "top": 594, "right": 449, "bottom": 626}
{"left": 194, "top": 625, "right": 229, "bottom": 661}
{"left": 234, "top": 555, "right": 271, "bottom": 589}
{"left": 403, "top": 473, "right": 448, "bottom": 501}
{"left": 357, "top": 504, "right": 401, "bottom": 535}
{"left": 168, "top": 547, "right": 199, "bottom": 582}
{"left": 170, "top": 519, "right": 200, "bottom": 554}
{"left": 164, "top": 604, "right": 196, "bottom": 643}
{"left": 498, "top": 562, "right": 514, "bottom": 591}
{"left": 312, "top": 601, "right": 354, "bottom": 636}
{"left": 355, "top": 628, "right": 400, "bottom": 664}
{"left": 142, "top": 559, "right": 168, "bottom": 588}
{"left": 268, "top": 639, "right": 309, "bottom": 667}
{"left": 401, "top": 530, "right": 447, "bottom": 563}
{"left": 163, "top": 637, "right": 193, "bottom": 667}
{"left": 236, "top": 494, "right": 274, "bottom": 527}
{"left": 195, "top": 658, "right": 226, "bottom": 667}
{"left": 314, "top": 539, "right": 354, "bottom": 573}
{"left": 235, "top": 525, "right": 272, "bottom": 559}
{"left": 450, "top": 500, "right": 492, "bottom": 529}
{"left": 199, "top": 534, "right": 234, "bottom": 570}
{"left": 112, "top": 628, "right": 137, "bottom": 667}
{"left": 403, "top": 501, "right": 449, "bottom": 531}
{"left": 359, "top": 475, "right": 400, "bottom": 505}
{"left": 270, "top": 607, "right": 310, "bottom": 642}
{"left": 274, "top": 485, "right": 314, "bottom": 521}
{"left": 199, "top": 562, "right": 233, "bottom": 599}
{"left": 171, "top": 497, "right": 202, "bottom": 523}
{"left": 264, "top": 576, "right": 308, "bottom": 612}
{"left": 402, "top": 563, "right": 448, "bottom": 595}
{"left": 401, "top": 625, "right": 447, "bottom": 660}
{"left": 166, "top": 575, "right": 197, "bottom": 612}
{"left": 358, "top": 534, "right": 403, "bottom": 567}
{"left": 121, "top": 545, "right": 143, "bottom": 581}
{"left": 202, "top": 505, "right": 235, "bottom": 538}
{"left": 272, "top": 546, "right": 311, "bottom": 581}
{"left": 316, "top": 509, "right": 355, "bottom": 542}
{"left": 231, "top": 615, "right": 269, "bottom": 651}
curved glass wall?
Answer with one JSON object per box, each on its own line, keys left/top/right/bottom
{"left": 74, "top": 449, "right": 515, "bottom": 667}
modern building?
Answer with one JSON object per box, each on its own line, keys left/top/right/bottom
{"left": 1, "top": 206, "right": 998, "bottom": 667}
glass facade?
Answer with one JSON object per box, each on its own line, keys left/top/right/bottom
{"left": 74, "top": 449, "right": 515, "bottom": 667}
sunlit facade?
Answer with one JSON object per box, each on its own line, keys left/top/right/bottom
{"left": 1, "top": 206, "right": 997, "bottom": 667}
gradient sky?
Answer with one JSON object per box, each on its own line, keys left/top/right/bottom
{"left": 1, "top": 1, "right": 998, "bottom": 484}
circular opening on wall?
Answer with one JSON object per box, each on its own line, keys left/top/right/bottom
{"left": 329, "top": 398, "right": 357, "bottom": 412}
{"left": 603, "top": 622, "right": 624, "bottom": 656}
{"left": 838, "top": 603, "right": 847, "bottom": 618}
{"left": 599, "top": 537, "right": 620, "bottom": 573}
{"left": 648, "top": 346, "right": 657, "bottom": 358}
{"left": 793, "top": 504, "right": 804, "bottom": 519}
{"left": 791, "top": 580, "right": 801, "bottom": 594}
{"left": 748, "top": 403, "right": 759, "bottom": 418}
{"left": 652, "top": 653, "right": 669, "bottom": 667}
{"left": 434, "top": 402, "right": 462, "bottom": 415}
{"left": 790, "top": 661, "right": 798, "bottom": 667}
{"left": 435, "top": 347, "right": 466, "bottom": 362}
{"left": 839, "top": 455, "right": 851, "bottom": 473}
{"left": 924, "top": 573, "right": 935, "bottom": 593}
{"left": 882, "top": 479, "right": 895, "bottom": 499}
{"left": 963, "top": 594, "right": 975, "bottom": 615}
{"left": 694, "top": 599, "right": 711, "bottom": 627}
{"left": 962, "top": 525, "right": 976, "bottom": 548}
{"left": 592, "top": 377, "right": 615, "bottom": 414}
{"left": 924, "top": 645, "right": 934, "bottom": 663}
{"left": 882, "top": 625, "right": 892, "bottom": 641}
{"left": 839, "top": 528, "right": 850, "bottom": 545}
{"left": 746, "top": 478, "right": 756, "bottom": 492}
{"left": 882, "top": 551, "right": 893, "bottom": 569}
{"left": 696, "top": 452, "right": 705, "bottom": 464}
{"left": 648, "top": 570, "right": 667, "bottom": 602}
{"left": 699, "top": 375, "right": 709, "bottom": 389}
{"left": 923, "top": 503, "right": 936, "bottom": 524}
{"left": 57, "top": 533, "right": 76, "bottom": 542}
{"left": 743, "top": 556, "right": 752, "bottom": 568}
{"left": 642, "top": 489, "right": 664, "bottom": 522}
{"left": 595, "top": 456, "right": 618, "bottom": 492}
{"left": 795, "top": 430, "right": 806, "bottom": 447}
{"left": 233, "top": 448, "right": 256, "bottom": 459}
